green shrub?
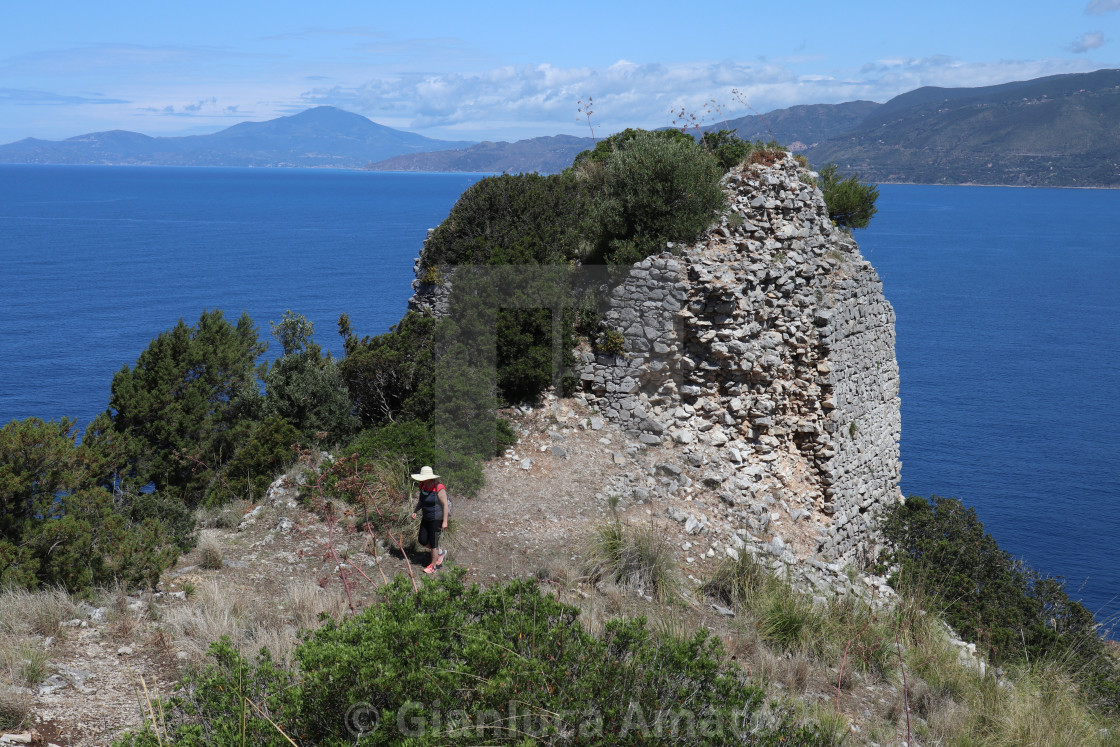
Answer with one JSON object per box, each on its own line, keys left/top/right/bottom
{"left": 0, "top": 418, "right": 183, "bottom": 592}
{"left": 572, "top": 127, "right": 695, "bottom": 167}
{"left": 814, "top": 162, "right": 879, "bottom": 230}
{"left": 114, "top": 573, "right": 829, "bottom": 746}
{"left": 104, "top": 310, "right": 266, "bottom": 507}
{"left": 595, "top": 328, "right": 626, "bottom": 355}
{"left": 700, "top": 129, "right": 752, "bottom": 170}
{"left": 345, "top": 420, "right": 438, "bottom": 468}
{"left": 585, "top": 521, "right": 679, "bottom": 602}
{"left": 338, "top": 312, "right": 435, "bottom": 428}
{"left": 420, "top": 171, "right": 590, "bottom": 267}
{"left": 580, "top": 129, "right": 725, "bottom": 265}
{"left": 262, "top": 311, "right": 358, "bottom": 445}
{"left": 878, "top": 495, "right": 1120, "bottom": 713}
{"left": 205, "top": 416, "right": 300, "bottom": 506}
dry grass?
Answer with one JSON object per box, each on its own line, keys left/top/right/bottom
{"left": 0, "top": 586, "right": 77, "bottom": 637}
{"left": 194, "top": 499, "right": 253, "bottom": 530}
{"left": 160, "top": 579, "right": 346, "bottom": 669}
{"left": 0, "top": 685, "right": 31, "bottom": 731}
{"left": 941, "top": 661, "right": 1119, "bottom": 747}
{"left": 197, "top": 534, "right": 224, "bottom": 570}
{"left": 583, "top": 519, "right": 679, "bottom": 602}
{"left": 0, "top": 635, "right": 48, "bottom": 688}
{"left": 694, "top": 550, "right": 1120, "bottom": 745}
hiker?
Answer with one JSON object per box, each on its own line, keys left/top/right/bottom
{"left": 410, "top": 466, "right": 449, "bottom": 574}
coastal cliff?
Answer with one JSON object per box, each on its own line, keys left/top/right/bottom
{"left": 409, "top": 153, "right": 902, "bottom": 568}
{"left": 578, "top": 153, "right": 901, "bottom": 563}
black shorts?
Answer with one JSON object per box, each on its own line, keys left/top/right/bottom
{"left": 418, "top": 520, "right": 442, "bottom": 549}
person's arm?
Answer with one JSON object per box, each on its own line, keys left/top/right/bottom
{"left": 410, "top": 491, "right": 421, "bottom": 520}
{"left": 438, "top": 488, "right": 449, "bottom": 529}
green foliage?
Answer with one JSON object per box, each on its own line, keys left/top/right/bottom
{"left": 338, "top": 312, "right": 435, "bottom": 428}
{"left": 338, "top": 308, "right": 517, "bottom": 497}
{"left": 494, "top": 307, "right": 580, "bottom": 401}
{"left": 814, "top": 162, "right": 879, "bottom": 229}
{"left": 595, "top": 328, "right": 626, "bottom": 355}
{"left": 421, "top": 171, "right": 591, "bottom": 268}
{"left": 269, "top": 309, "right": 316, "bottom": 357}
{"left": 699, "top": 129, "right": 752, "bottom": 170}
{"left": 205, "top": 417, "right": 300, "bottom": 506}
{"left": 115, "top": 573, "right": 828, "bottom": 746}
{"left": 262, "top": 312, "right": 358, "bottom": 445}
{"left": 878, "top": 495, "right": 1120, "bottom": 713}
{"left": 585, "top": 520, "right": 679, "bottom": 602}
{"left": 0, "top": 418, "right": 182, "bottom": 592}
{"left": 105, "top": 310, "right": 266, "bottom": 506}
{"left": 345, "top": 420, "right": 438, "bottom": 470}
{"left": 580, "top": 129, "right": 725, "bottom": 265}
{"left": 572, "top": 127, "right": 696, "bottom": 167}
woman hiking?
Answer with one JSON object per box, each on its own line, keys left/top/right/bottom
{"left": 410, "top": 466, "right": 449, "bottom": 574}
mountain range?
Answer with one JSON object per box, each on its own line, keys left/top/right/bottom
{"left": 0, "top": 107, "right": 473, "bottom": 168}
{"left": 801, "top": 68, "right": 1120, "bottom": 187}
{"left": 2, "top": 69, "right": 1118, "bottom": 186}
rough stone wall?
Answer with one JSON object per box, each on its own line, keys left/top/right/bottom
{"left": 405, "top": 153, "right": 901, "bottom": 562}
{"left": 407, "top": 228, "right": 455, "bottom": 318}
{"left": 580, "top": 154, "right": 901, "bottom": 562}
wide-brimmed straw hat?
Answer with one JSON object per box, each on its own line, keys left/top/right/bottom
{"left": 410, "top": 466, "right": 440, "bottom": 481}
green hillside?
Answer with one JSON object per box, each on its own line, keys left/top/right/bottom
{"left": 805, "top": 69, "right": 1120, "bottom": 187}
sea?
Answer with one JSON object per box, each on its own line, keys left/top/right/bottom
{"left": 1, "top": 166, "right": 1118, "bottom": 629}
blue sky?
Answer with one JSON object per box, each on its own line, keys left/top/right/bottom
{"left": 2, "top": 0, "right": 1118, "bottom": 144}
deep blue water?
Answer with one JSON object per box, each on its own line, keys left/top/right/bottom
{"left": 1, "top": 167, "right": 1117, "bottom": 628}
{"left": 0, "top": 165, "right": 484, "bottom": 429}
{"left": 862, "top": 185, "right": 1120, "bottom": 629}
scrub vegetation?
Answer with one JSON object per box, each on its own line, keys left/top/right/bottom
{"left": 7, "top": 123, "right": 1117, "bottom": 746}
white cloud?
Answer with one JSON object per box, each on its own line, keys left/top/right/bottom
{"left": 1086, "top": 0, "right": 1120, "bottom": 14}
{"left": 296, "top": 56, "right": 1111, "bottom": 141}
{"left": 1070, "top": 31, "right": 1107, "bottom": 52}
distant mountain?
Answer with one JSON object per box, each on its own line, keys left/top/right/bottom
{"left": 6, "top": 70, "right": 1118, "bottom": 185}
{"left": 0, "top": 107, "right": 474, "bottom": 168}
{"left": 803, "top": 69, "right": 1120, "bottom": 187}
{"left": 717, "top": 101, "right": 882, "bottom": 150}
{"left": 364, "top": 135, "right": 595, "bottom": 174}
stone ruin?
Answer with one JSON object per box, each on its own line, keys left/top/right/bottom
{"left": 409, "top": 153, "right": 902, "bottom": 565}
{"left": 578, "top": 154, "right": 901, "bottom": 562}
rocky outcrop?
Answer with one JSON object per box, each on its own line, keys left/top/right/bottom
{"left": 405, "top": 153, "right": 902, "bottom": 564}
{"left": 407, "top": 229, "right": 455, "bottom": 318}
{"left": 579, "top": 154, "right": 901, "bottom": 562}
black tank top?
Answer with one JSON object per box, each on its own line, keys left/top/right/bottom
{"left": 418, "top": 484, "right": 445, "bottom": 521}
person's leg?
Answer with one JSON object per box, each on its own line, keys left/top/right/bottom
{"left": 421, "top": 521, "right": 441, "bottom": 572}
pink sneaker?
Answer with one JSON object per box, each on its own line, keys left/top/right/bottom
{"left": 423, "top": 564, "right": 436, "bottom": 574}
{"left": 436, "top": 549, "right": 447, "bottom": 567}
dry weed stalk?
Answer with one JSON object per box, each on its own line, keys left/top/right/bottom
{"left": 730, "top": 88, "right": 777, "bottom": 142}
{"left": 895, "top": 625, "right": 913, "bottom": 744}
{"left": 836, "top": 604, "right": 874, "bottom": 712}
{"left": 671, "top": 98, "right": 726, "bottom": 140}
{"left": 293, "top": 448, "right": 421, "bottom": 610}
{"left": 577, "top": 97, "right": 596, "bottom": 142}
